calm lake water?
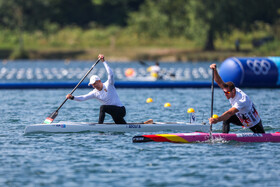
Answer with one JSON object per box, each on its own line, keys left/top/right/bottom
{"left": 1, "top": 61, "right": 280, "bottom": 187}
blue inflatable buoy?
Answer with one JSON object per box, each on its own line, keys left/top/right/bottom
{"left": 219, "top": 57, "right": 279, "bottom": 87}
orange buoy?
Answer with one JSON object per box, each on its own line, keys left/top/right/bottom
{"left": 125, "top": 68, "right": 135, "bottom": 77}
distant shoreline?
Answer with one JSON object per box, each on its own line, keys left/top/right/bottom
{"left": 1, "top": 47, "right": 254, "bottom": 62}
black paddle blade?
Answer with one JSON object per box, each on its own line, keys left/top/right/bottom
{"left": 44, "top": 111, "right": 58, "bottom": 124}
{"left": 139, "top": 60, "right": 148, "bottom": 66}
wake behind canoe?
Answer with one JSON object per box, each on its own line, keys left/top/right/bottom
{"left": 132, "top": 132, "right": 280, "bottom": 143}
{"left": 24, "top": 121, "right": 209, "bottom": 134}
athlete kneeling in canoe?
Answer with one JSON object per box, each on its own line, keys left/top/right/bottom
{"left": 66, "top": 54, "right": 127, "bottom": 124}
{"left": 208, "top": 64, "right": 265, "bottom": 133}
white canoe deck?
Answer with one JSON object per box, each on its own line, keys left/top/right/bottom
{"left": 24, "top": 121, "right": 210, "bottom": 134}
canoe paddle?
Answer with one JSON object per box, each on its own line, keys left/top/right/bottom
{"left": 43, "top": 58, "right": 101, "bottom": 124}
{"left": 139, "top": 60, "right": 148, "bottom": 66}
{"left": 210, "top": 68, "right": 214, "bottom": 141}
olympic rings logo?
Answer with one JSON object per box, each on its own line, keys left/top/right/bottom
{"left": 246, "top": 59, "right": 271, "bottom": 75}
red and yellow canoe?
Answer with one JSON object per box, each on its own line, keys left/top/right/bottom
{"left": 132, "top": 132, "right": 280, "bottom": 143}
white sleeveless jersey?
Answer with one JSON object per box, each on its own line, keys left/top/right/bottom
{"left": 229, "top": 87, "right": 261, "bottom": 128}
{"left": 150, "top": 65, "right": 160, "bottom": 73}
{"left": 73, "top": 62, "right": 123, "bottom": 107}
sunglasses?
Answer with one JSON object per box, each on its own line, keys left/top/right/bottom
{"left": 224, "top": 91, "right": 231, "bottom": 94}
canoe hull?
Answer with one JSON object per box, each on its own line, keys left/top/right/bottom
{"left": 24, "top": 122, "right": 209, "bottom": 134}
{"left": 132, "top": 132, "right": 280, "bottom": 143}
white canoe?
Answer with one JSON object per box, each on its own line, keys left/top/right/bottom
{"left": 24, "top": 121, "right": 210, "bottom": 134}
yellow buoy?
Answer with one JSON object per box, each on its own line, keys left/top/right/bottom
{"left": 212, "top": 114, "right": 219, "bottom": 119}
{"left": 146, "top": 98, "right": 153, "bottom": 103}
{"left": 151, "top": 72, "right": 158, "bottom": 78}
{"left": 164, "top": 102, "right": 171, "bottom": 107}
{"left": 187, "top": 108, "right": 195, "bottom": 113}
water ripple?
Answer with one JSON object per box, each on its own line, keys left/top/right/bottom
{"left": 1, "top": 88, "right": 280, "bottom": 186}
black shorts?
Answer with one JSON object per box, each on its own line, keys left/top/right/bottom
{"left": 223, "top": 114, "right": 265, "bottom": 133}
{"left": 99, "top": 105, "right": 126, "bottom": 124}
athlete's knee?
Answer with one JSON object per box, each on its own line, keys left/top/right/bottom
{"left": 255, "top": 121, "right": 265, "bottom": 133}
{"left": 100, "top": 105, "right": 106, "bottom": 111}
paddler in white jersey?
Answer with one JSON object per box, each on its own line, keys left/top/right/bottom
{"left": 208, "top": 63, "right": 265, "bottom": 133}
{"left": 147, "top": 62, "right": 161, "bottom": 79}
{"left": 66, "top": 54, "right": 126, "bottom": 124}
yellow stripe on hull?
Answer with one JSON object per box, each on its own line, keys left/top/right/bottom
{"left": 156, "top": 134, "right": 189, "bottom": 143}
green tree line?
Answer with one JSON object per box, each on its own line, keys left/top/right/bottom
{"left": 0, "top": 0, "right": 279, "bottom": 58}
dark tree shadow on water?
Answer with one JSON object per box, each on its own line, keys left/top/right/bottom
{"left": 29, "top": 50, "right": 86, "bottom": 59}
{"left": 0, "top": 49, "right": 86, "bottom": 60}
{"left": 0, "top": 50, "right": 12, "bottom": 59}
